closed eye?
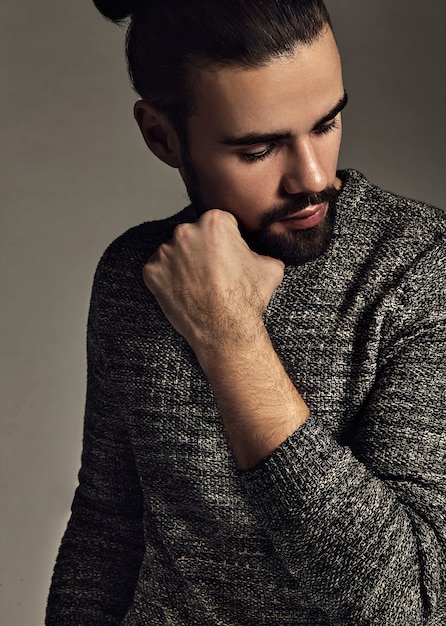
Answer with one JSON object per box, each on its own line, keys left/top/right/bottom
{"left": 239, "top": 144, "right": 276, "bottom": 163}
{"left": 313, "top": 118, "right": 340, "bottom": 135}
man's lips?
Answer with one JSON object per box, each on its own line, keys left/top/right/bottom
{"left": 276, "top": 202, "right": 328, "bottom": 230}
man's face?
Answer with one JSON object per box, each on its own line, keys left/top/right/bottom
{"left": 179, "top": 27, "right": 345, "bottom": 265}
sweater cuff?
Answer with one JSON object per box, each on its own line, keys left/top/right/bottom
{"left": 240, "top": 417, "right": 352, "bottom": 524}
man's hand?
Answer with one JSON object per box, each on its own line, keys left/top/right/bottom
{"left": 143, "top": 209, "right": 284, "bottom": 356}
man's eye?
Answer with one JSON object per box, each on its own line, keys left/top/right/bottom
{"left": 240, "top": 145, "right": 275, "bottom": 163}
{"left": 314, "top": 119, "right": 339, "bottom": 135}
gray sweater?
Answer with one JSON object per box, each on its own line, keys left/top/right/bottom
{"left": 46, "top": 170, "right": 446, "bottom": 625}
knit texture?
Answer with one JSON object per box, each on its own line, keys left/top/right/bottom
{"left": 46, "top": 170, "right": 446, "bottom": 625}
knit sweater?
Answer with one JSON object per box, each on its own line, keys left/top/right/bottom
{"left": 46, "top": 170, "right": 446, "bottom": 625}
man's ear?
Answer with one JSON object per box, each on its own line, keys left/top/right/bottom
{"left": 134, "top": 100, "right": 183, "bottom": 168}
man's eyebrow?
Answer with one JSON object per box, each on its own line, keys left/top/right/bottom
{"left": 313, "top": 90, "right": 349, "bottom": 129}
{"left": 219, "top": 90, "right": 349, "bottom": 147}
{"left": 219, "top": 130, "right": 293, "bottom": 147}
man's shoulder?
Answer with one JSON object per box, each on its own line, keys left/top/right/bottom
{"left": 97, "top": 205, "right": 197, "bottom": 274}
{"left": 338, "top": 169, "right": 446, "bottom": 249}
{"left": 87, "top": 205, "right": 197, "bottom": 311}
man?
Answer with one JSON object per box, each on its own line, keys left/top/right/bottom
{"left": 46, "top": 1, "right": 446, "bottom": 624}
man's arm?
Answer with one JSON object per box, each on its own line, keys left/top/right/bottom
{"left": 46, "top": 253, "right": 145, "bottom": 625}
{"left": 143, "top": 209, "right": 309, "bottom": 470}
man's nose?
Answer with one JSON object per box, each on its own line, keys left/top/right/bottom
{"left": 281, "top": 140, "right": 328, "bottom": 196}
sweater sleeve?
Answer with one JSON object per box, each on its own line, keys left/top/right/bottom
{"left": 241, "top": 244, "right": 446, "bottom": 625}
{"left": 46, "top": 253, "right": 145, "bottom": 625}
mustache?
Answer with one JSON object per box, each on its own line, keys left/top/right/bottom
{"left": 259, "top": 186, "right": 339, "bottom": 229}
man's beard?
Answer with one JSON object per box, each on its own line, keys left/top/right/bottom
{"left": 181, "top": 149, "right": 339, "bottom": 266}
{"left": 241, "top": 188, "right": 338, "bottom": 265}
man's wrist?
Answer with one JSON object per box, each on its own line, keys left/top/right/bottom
{"left": 192, "top": 317, "right": 268, "bottom": 375}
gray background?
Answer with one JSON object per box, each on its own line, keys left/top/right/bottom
{"left": 1, "top": 1, "right": 445, "bottom": 624}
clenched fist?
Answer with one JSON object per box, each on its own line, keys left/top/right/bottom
{"left": 143, "top": 209, "right": 284, "bottom": 355}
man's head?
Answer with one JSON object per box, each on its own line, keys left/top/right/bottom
{"left": 94, "top": 0, "right": 346, "bottom": 264}
{"left": 94, "top": 0, "right": 332, "bottom": 134}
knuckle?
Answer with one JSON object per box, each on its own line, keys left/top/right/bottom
{"left": 199, "top": 209, "right": 219, "bottom": 228}
{"left": 142, "top": 262, "right": 153, "bottom": 286}
{"left": 202, "top": 208, "right": 235, "bottom": 224}
{"left": 202, "top": 208, "right": 221, "bottom": 220}
{"left": 142, "top": 244, "right": 169, "bottom": 286}
{"left": 172, "top": 222, "right": 192, "bottom": 242}
{"left": 200, "top": 210, "right": 239, "bottom": 237}
{"left": 225, "top": 211, "right": 239, "bottom": 227}
{"left": 157, "top": 241, "right": 169, "bottom": 255}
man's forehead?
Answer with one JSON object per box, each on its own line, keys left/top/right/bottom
{"left": 187, "top": 30, "right": 343, "bottom": 138}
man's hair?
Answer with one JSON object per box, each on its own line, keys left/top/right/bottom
{"left": 93, "top": 0, "right": 331, "bottom": 135}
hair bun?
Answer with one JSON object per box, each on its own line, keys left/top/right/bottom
{"left": 93, "top": 0, "right": 137, "bottom": 22}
